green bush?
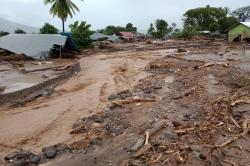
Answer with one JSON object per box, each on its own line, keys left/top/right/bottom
{"left": 173, "top": 28, "right": 198, "bottom": 39}
{"left": 69, "top": 21, "right": 93, "bottom": 49}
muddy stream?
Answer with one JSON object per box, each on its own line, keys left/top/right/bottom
{"left": 0, "top": 50, "right": 163, "bottom": 159}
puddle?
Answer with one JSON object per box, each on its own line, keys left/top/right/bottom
{"left": 3, "top": 82, "right": 36, "bottom": 93}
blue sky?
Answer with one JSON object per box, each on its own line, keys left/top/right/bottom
{"left": 0, "top": 0, "right": 248, "bottom": 32}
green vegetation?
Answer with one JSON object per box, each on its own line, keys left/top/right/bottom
{"left": 173, "top": 28, "right": 198, "bottom": 39}
{"left": 232, "top": 6, "right": 250, "bottom": 22}
{"left": 99, "top": 23, "right": 137, "bottom": 35}
{"left": 69, "top": 21, "right": 93, "bottom": 48}
{"left": 44, "top": 0, "right": 83, "bottom": 33}
{"left": 0, "top": 31, "right": 9, "bottom": 37}
{"left": 184, "top": 5, "right": 238, "bottom": 33}
{"left": 15, "top": 29, "right": 26, "bottom": 34}
{"left": 40, "top": 23, "right": 59, "bottom": 34}
{"left": 147, "top": 19, "right": 173, "bottom": 39}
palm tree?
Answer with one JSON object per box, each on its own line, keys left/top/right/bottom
{"left": 44, "top": 0, "right": 82, "bottom": 33}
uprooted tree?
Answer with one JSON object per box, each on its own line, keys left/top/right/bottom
{"left": 40, "top": 23, "right": 59, "bottom": 34}
{"left": 69, "top": 21, "right": 93, "bottom": 49}
{"left": 232, "top": 6, "right": 250, "bottom": 22}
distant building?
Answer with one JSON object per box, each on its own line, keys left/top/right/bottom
{"left": 107, "top": 35, "right": 122, "bottom": 43}
{"left": 0, "top": 34, "right": 77, "bottom": 58}
{"left": 90, "top": 32, "right": 109, "bottom": 41}
{"left": 135, "top": 32, "right": 146, "bottom": 41}
{"left": 117, "top": 32, "right": 135, "bottom": 41}
{"left": 228, "top": 22, "right": 250, "bottom": 42}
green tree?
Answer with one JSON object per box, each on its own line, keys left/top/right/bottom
{"left": 219, "top": 16, "right": 238, "bottom": 32}
{"left": 126, "top": 23, "right": 137, "bottom": 32}
{"left": 184, "top": 5, "right": 227, "bottom": 31}
{"left": 0, "top": 31, "right": 9, "bottom": 37}
{"left": 155, "top": 19, "right": 172, "bottom": 39}
{"left": 232, "top": 6, "right": 250, "bottom": 22}
{"left": 40, "top": 23, "right": 59, "bottom": 34}
{"left": 69, "top": 21, "right": 93, "bottom": 48}
{"left": 184, "top": 5, "right": 238, "bottom": 33}
{"left": 147, "top": 23, "right": 155, "bottom": 37}
{"left": 44, "top": 0, "right": 83, "bottom": 33}
{"left": 15, "top": 29, "right": 26, "bottom": 34}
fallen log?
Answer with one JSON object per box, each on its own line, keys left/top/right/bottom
{"left": 198, "top": 62, "right": 229, "bottom": 69}
{"left": 231, "top": 99, "right": 250, "bottom": 106}
{"left": 131, "top": 120, "right": 167, "bottom": 152}
{"left": 112, "top": 97, "right": 156, "bottom": 105}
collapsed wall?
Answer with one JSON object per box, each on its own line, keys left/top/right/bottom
{"left": 0, "top": 62, "right": 81, "bottom": 107}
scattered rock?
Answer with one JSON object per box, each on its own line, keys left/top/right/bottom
{"left": 108, "top": 90, "right": 132, "bottom": 101}
{"left": 4, "top": 150, "right": 40, "bottom": 165}
{"left": 42, "top": 147, "right": 57, "bottom": 159}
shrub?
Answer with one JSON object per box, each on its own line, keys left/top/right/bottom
{"left": 69, "top": 21, "right": 93, "bottom": 49}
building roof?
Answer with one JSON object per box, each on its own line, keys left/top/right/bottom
{"left": 118, "top": 32, "right": 135, "bottom": 38}
{"left": 0, "top": 34, "right": 67, "bottom": 58}
{"left": 227, "top": 22, "right": 250, "bottom": 32}
{"left": 107, "top": 35, "right": 121, "bottom": 42}
{"left": 241, "top": 22, "right": 250, "bottom": 28}
{"left": 91, "top": 32, "right": 109, "bottom": 41}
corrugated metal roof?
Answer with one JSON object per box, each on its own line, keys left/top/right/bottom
{"left": 241, "top": 22, "right": 250, "bottom": 28}
{"left": 0, "top": 34, "right": 67, "bottom": 58}
{"left": 118, "top": 32, "right": 135, "bottom": 37}
{"left": 91, "top": 32, "right": 108, "bottom": 40}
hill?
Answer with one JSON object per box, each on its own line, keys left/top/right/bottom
{"left": 0, "top": 17, "right": 39, "bottom": 33}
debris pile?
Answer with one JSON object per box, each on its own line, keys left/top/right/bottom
{"left": 0, "top": 48, "right": 34, "bottom": 61}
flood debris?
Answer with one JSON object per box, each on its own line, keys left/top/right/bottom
{"left": 1, "top": 39, "right": 250, "bottom": 165}
{"left": 0, "top": 48, "right": 34, "bottom": 61}
{"left": 196, "top": 61, "right": 229, "bottom": 69}
{"left": 4, "top": 150, "right": 40, "bottom": 165}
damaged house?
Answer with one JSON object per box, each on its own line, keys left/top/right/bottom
{"left": 228, "top": 22, "right": 250, "bottom": 42}
{"left": 0, "top": 34, "right": 78, "bottom": 59}
{"left": 117, "top": 32, "right": 135, "bottom": 41}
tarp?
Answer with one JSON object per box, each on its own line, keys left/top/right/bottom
{"left": 60, "top": 32, "right": 78, "bottom": 51}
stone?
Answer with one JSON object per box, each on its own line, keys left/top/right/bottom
{"left": 43, "top": 148, "right": 57, "bottom": 159}
{"left": 13, "top": 159, "right": 27, "bottom": 166}
{"left": 30, "top": 155, "right": 41, "bottom": 164}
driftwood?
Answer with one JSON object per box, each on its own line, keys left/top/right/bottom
{"left": 134, "top": 143, "right": 152, "bottom": 157}
{"left": 112, "top": 97, "right": 156, "bottom": 105}
{"left": 216, "top": 118, "right": 250, "bottom": 148}
{"left": 183, "top": 87, "right": 197, "bottom": 96}
{"left": 131, "top": 120, "right": 167, "bottom": 152}
{"left": 231, "top": 99, "right": 250, "bottom": 106}
{"left": 198, "top": 62, "right": 229, "bottom": 69}
{"left": 174, "top": 127, "right": 195, "bottom": 134}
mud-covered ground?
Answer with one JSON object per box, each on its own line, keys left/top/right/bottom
{"left": 1, "top": 39, "right": 250, "bottom": 166}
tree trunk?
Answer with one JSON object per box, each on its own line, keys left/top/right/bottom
{"left": 62, "top": 19, "right": 65, "bottom": 33}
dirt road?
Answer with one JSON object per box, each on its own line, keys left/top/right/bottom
{"left": 0, "top": 50, "right": 161, "bottom": 158}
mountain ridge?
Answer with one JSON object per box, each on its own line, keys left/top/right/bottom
{"left": 0, "top": 17, "right": 39, "bottom": 33}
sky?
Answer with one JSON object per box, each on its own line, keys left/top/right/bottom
{"left": 0, "top": 0, "right": 248, "bottom": 32}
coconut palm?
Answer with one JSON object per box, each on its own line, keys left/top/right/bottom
{"left": 44, "top": 0, "right": 82, "bottom": 33}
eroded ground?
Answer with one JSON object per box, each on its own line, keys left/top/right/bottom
{"left": 1, "top": 39, "right": 250, "bottom": 166}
